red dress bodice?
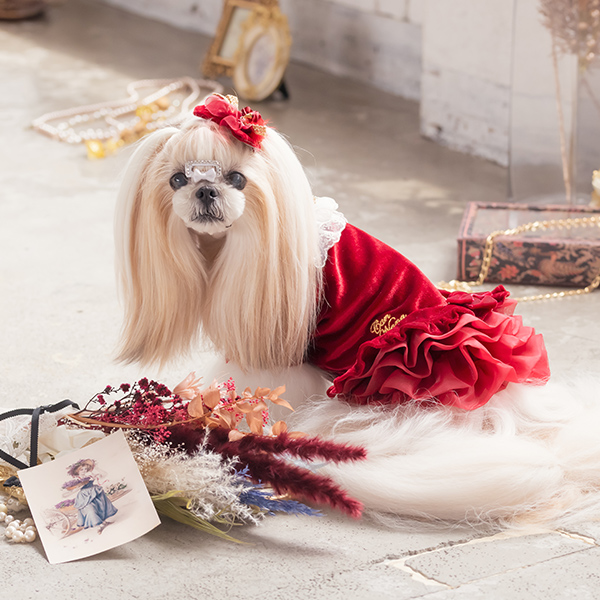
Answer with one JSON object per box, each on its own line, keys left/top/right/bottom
{"left": 308, "top": 224, "right": 550, "bottom": 410}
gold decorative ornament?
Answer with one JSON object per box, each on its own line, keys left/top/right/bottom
{"left": 232, "top": 5, "right": 291, "bottom": 102}
{"left": 32, "top": 77, "right": 222, "bottom": 159}
{"left": 225, "top": 94, "right": 240, "bottom": 109}
{"left": 0, "top": 465, "right": 27, "bottom": 505}
{"left": 203, "top": 0, "right": 291, "bottom": 102}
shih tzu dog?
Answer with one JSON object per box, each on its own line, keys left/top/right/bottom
{"left": 116, "top": 94, "right": 600, "bottom": 527}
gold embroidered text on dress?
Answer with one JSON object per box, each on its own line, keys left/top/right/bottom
{"left": 370, "top": 314, "right": 406, "bottom": 336}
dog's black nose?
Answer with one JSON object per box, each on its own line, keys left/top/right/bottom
{"left": 195, "top": 186, "right": 219, "bottom": 206}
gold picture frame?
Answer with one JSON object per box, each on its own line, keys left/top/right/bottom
{"left": 202, "top": 0, "right": 280, "bottom": 79}
{"left": 232, "top": 6, "right": 291, "bottom": 101}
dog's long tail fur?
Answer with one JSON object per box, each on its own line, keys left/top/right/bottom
{"left": 289, "top": 377, "right": 600, "bottom": 528}
{"left": 209, "top": 359, "right": 600, "bottom": 528}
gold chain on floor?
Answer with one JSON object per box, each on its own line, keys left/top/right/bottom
{"left": 439, "top": 215, "right": 600, "bottom": 302}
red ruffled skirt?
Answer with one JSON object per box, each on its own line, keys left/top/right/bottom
{"left": 327, "top": 287, "right": 550, "bottom": 410}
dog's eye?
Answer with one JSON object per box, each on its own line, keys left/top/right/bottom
{"left": 169, "top": 172, "right": 188, "bottom": 190}
{"left": 226, "top": 171, "right": 247, "bottom": 190}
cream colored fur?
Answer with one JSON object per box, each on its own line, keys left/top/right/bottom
{"left": 115, "top": 120, "right": 320, "bottom": 368}
{"left": 288, "top": 378, "right": 600, "bottom": 528}
{"left": 116, "top": 118, "right": 600, "bottom": 528}
{"left": 209, "top": 359, "right": 600, "bottom": 529}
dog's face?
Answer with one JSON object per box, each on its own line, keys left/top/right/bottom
{"left": 163, "top": 121, "right": 257, "bottom": 236}
{"left": 116, "top": 113, "right": 320, "bottom": 368}
{"left": 169, "top": 159, "right": 247, "bottom": 236}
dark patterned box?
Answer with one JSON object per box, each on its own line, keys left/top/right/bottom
{"left": 457, "top": 203, "right": 600, "bottom": 287}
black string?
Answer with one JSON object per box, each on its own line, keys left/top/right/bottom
{"left": 0, "top": 400, "right": 80, "bottom": 475}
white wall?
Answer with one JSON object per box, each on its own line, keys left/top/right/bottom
{"left": 420, "top": 0, "right": 514, "bottom": 166}
{"left": 98, "top": 0, "right": 527, "bottom": 166}
{"left": 99, "top": 0, "right": 425, "bottom": 100}
{"left": 98, "top": 0, "right": 222, "bottom": 35}
{"left": 280, "top": 0, "right": 423, "bottom": 99}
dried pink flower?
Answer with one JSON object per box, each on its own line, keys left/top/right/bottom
{"left": 173, "top": 372, "right": 203, "bottom": 401}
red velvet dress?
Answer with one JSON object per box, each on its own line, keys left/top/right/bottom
{"left": 308, "top": 223, "right": 550, "bottom": 410}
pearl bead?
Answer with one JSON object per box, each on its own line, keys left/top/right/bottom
{"left": 4, "top": 514, "right": 14, "bottom": 524}
{"left": 23, "top": 529, "right": 36, "bottom": 543}
{"left": 5, "top": 527, "right": 15, "bottom": 538}
{"left": 11, "top": 530, "right": 24, "bottom": 543}
{"left": 0, "top": 511, "right": 6, "bottom": 522}
{"left": 23, "top": 518, "right": 34, "bottom": 527}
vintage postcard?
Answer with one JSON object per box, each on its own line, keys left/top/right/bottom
{"left": 18, "top": 429, "right": 160, "bottom": 564}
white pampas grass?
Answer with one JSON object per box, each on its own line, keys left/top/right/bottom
{"left": 126, "top": 432, "right": 260, "bottom": 525}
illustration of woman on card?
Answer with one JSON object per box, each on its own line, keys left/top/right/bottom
{"left": 64, "top": 458, "right": 117, "bottom": 534}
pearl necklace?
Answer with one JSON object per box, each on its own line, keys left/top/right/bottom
{"left": 32, "top": 77, "right": 223, "bottom": 158}
{"left": 0, "top": 494, "right": 37, "bottom": 544}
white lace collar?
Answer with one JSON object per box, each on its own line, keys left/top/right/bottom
{"left": 314, "top": 196, "right": 347, "bottom": 268}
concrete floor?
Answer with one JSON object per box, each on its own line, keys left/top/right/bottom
{"left": 1, "top": 1, "right": 600, "bottom": 597}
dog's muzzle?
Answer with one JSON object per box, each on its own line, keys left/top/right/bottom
{"left": 193, "top": 185, "right": 224, "bottom": 222}
{"left": 195, "top": 185, "right": 219, "bottom": 207}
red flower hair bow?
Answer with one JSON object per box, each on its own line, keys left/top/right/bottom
{"left": 193, "top": 94, "right": 267, "bottom": 150}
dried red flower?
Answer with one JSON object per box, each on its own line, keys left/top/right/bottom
{"left": 168, "top": 425, "right": 365, "bottom": 519}
{"left": 69, "top": 375, "right": 368, "bottom": 518}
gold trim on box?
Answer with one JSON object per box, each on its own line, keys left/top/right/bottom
{"left": 441, "top": 214, "right": 600, "bottom": 302}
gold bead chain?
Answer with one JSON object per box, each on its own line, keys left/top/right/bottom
{"left": 440, "top": 215, "right": 600, "bottom": 302}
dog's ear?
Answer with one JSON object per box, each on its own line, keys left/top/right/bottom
{"left": 115, "top": 127, "right": 207, "bottom": 366}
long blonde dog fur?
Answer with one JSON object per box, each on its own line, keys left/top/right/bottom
{"left": 116, "top": 117, "right": 600, "bottom": 529}
{"left": 115, "top": 119, "right": 321, "bottom": 370}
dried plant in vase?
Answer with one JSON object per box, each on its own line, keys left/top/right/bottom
{"left": 539, "top": 0, "right": 600, "bottom": 204}
{"left": 539, "top": 0, "right": 600, "bottom": 66}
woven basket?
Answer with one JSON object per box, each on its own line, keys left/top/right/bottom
{"left": 0, "top": 0, "right": 45, "bottom": 19}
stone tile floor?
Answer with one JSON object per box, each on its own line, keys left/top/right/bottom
{"left": 1, "top": 1, "right": 599, "bottom": 597}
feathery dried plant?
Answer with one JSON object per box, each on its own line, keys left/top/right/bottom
{"left": 539, "top": 0, "right": 600, "bottom": 68}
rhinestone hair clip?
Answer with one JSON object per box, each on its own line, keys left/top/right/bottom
{"left": 184, "top": 160, "right": 223, "bottom": 184}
